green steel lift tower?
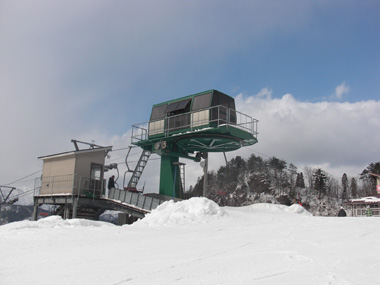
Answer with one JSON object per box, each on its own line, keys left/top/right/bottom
{"left": 130, "top": 90, "right": 258, "bottom": 198}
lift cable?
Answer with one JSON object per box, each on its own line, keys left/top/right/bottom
{"left": 245, "top": 146, "right": 271, "bottom": 159}
{"left": 111, "top": 146, "right": 136, "bottom": 152}
{"left": 4, "top": 170, "right": 42, "bottom": 187}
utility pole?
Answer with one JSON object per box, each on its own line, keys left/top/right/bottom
{"left": 0, "top": 186, "right": 16, "bottom": 214}
{"left": 202, "top": 155, "right": 208, "bottom": 198}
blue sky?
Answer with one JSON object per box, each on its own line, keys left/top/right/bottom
{"left": 1, "top": 1, "right": 379, "bottom": 198}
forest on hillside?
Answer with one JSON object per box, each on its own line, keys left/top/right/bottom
{"left": 187, "top": 154, "right": 380, "bottom": 216}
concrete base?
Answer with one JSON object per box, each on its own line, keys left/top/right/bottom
{"left": 118, "top": 213, "right": 138, "bottom": 225}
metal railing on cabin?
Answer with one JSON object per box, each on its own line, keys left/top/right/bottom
{"left": 131, "top": 105, "right": 258, "bottom": 144}
{"left": 108, "top": 188, "right": 164, "bottom": 211}
{"left": 34, "top": 174, "right": 106, "bottom": 199}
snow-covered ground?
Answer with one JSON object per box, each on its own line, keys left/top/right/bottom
{"left": 1, "top": 198, "right": 379, "bottom": 284}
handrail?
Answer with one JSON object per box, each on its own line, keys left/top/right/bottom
{"left": 108, "top": 188, "right": 164, "bottom": 212}
{"left": 35, "top": 174, "right": 106, "bottom": 199}
{"left": 131, "top": 105, "right": 258, "bottom": 144}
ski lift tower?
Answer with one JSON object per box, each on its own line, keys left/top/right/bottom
{"left": 130, "top": 90, "right": 258, "bottom": 198}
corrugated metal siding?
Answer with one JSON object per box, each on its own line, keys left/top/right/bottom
{"left": 42, "top": 155, "right": 75, "bottom": 177}
{"left": 40, "top": 155, "right": 75, "bottom": 195}
{"left": 74, "top": 151, "right": 106, "bottom": 177}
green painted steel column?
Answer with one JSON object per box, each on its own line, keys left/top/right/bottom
{"left": 159, "top": 155, "right": 181, "bottom": 198}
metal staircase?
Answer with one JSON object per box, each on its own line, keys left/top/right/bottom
{"left": 127, "top": 150, "right": 151, "bottom": 189}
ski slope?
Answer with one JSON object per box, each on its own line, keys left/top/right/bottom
{"left": 0, "top": 198, "right": 379, "bottom": 284}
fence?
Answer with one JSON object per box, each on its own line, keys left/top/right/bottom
{"left": 353, "top": 207, "right": 380, "bottom": 217}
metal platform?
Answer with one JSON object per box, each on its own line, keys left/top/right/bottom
{"left": 33, "top": 188, "right": 172, "bottom": 221}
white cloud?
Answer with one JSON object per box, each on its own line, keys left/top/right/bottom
{"left": 235, "top": 91, "right": 380, "bottom": 179}
{"left": 334, "top": 81, "right": 350, "bottom": 99}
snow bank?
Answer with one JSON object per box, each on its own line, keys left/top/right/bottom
{"left": 242, "top": 203, "right": 312, "bottom": 216}
{"left": 1, "top": 215, "right": 114, "bottom": 231}
{"left": 134, "top": 197, "right": 226, "bottom": 227}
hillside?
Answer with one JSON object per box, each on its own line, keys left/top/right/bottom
{"left": 188, "top": 154, "right": 378, "bottom": 216}
{"left": 0, "top": 205, "right": 34, "bottom": 225}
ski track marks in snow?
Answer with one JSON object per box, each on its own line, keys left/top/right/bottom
{"left": 1, "top": 198, "right": 380, "bottom": 284}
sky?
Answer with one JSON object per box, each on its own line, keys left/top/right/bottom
{"left": 0, "top": 1, "right": 379, "bottom": 201}
{"left": 1, "top": 199, "right": 380, "bottom": 284}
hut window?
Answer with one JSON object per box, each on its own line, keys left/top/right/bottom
{"left": 90, "top": 164, "right": 103, "bottom": 191}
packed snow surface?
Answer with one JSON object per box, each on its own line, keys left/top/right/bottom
{"left": 1, "top": 197, "right": 379, "bottom": 284}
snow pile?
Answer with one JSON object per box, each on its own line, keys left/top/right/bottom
{"left": 285, "top": 204, "right": 313, "bottom": 215}
{"left": 134, "top": 197, "right": 226, "bottom": 227}
{"left": 2, "top": 215, "right": 113, "bottom": 231}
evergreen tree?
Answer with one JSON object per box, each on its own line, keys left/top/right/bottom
{"left": 350, "top": 177, "right": 357, "bottom": 198}
{"left": 313, "top": 168, "right": 327, "bottom": 199}
{"left": 296, "top": 172, "right": 305, "bottom": 188}
{"left": 360, "top": 162, "right": 380, "bottom": 195}
{"left": 341, "top": 173, "right": 348, "bottom": 202}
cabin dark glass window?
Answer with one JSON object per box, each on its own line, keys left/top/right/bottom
{"left": 218, "top": 94, "right": 229, "bottom": 108}
{"left": 167, "top": 99, "right": 191, "bottom": 113}
{"left": 228, "top": 97, "right": 236, "bottom": 110}
{"left": 210, "top": 92, "right": 236, "bottom": 124}
{"left": 229, "top": 97, "right": 236, "bottom": 124}
{"left": 150, "top": 104, "right": 167, "bottom": 121}
{"left": 167, "top": 99, "right": 191, "bottom": 131}
{"left": 192, "top": 93, "right": 212, "bottom": 111}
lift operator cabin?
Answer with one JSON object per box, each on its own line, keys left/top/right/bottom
{"left": 131, "top": 89, "right": 258, "bottom": 198}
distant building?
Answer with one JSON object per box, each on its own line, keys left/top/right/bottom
{"left": 345, "top": 173, "right": 380, "bottom": 217}
{"left": 345, "top": 197, "right": 380, "bottom": 217}
{"left": 369, "top": 172, "right": 380, "bottom": 196}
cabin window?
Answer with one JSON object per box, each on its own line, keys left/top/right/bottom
{"left": 210, "top": 92, "right": 236, "bottom": 124}
{"left": 192, "top": 93, "right": 212, "bottom": 111}
{"left": 167, "top": 99, "right": 191, "bottom": 115}
{"left": 229, "top": 97, "right": 236, "bottom": 110}
{"left": 167, "top": 99, "right": 191, "bottom": 131}
{"left": 150, "top": 104, "right": 167, "bottom": 121}
{"left": 218, "top": 93, "right": 229, "bottom": 108}
{"left": 229, "top": 97, "right": 237, "bottom": 124}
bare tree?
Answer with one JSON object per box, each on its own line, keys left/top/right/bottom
{"left": 304, "top": 166, "right": 314, "bottom": 189}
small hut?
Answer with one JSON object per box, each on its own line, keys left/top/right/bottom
{"left": 38, "top": 142, "right": 112, "bottom": 198}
